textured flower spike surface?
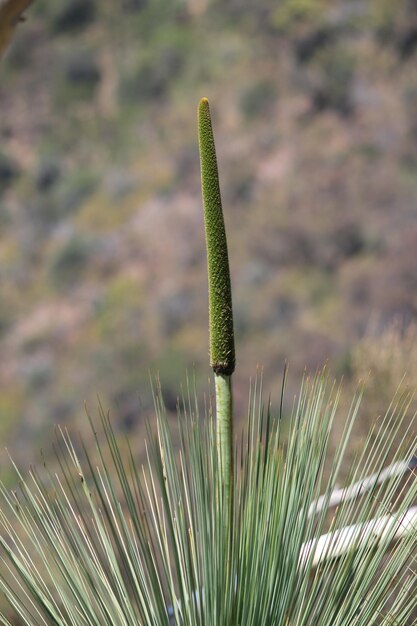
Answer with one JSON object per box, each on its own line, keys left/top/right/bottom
{"left": 198, "top": 97, "right": 235, "bottom": 378}
{"left": 0, "top": 99, "right": 416, "bottom": 626}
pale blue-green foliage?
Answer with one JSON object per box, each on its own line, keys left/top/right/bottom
{"left": 0, "top": 374, "right": 416, "bottom": 625}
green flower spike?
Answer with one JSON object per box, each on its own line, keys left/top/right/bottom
{"left": 198, "top": 97, "right": 235, "bottom": 376}
{"left": 198, "top": 97, "right": 235, "bottom": 524}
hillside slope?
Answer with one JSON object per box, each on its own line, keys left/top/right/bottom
{"left": 1, "top": 0, "right": 417, "bottom": 464}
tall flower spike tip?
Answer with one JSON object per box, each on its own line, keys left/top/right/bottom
{"left": 198, "top": 97, "right": 235, "bottom": 376}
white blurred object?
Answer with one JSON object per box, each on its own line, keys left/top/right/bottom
{"left": 301, "top": 506, "right": 417, "bottom": 568}
{"left": 309, "top": 456, "right": 417, "bottom": 518}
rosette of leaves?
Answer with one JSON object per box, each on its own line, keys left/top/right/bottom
{"left": 0, "top": 378, "right": 416, "bottom": 625}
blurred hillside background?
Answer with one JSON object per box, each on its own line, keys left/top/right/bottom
{"left": 1, "top": 0, "right": 417, "bottom": 474}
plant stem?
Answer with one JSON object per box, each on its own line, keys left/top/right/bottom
{"left": 215, "top": 373, "right": 234, "bottom": 509}
{"left": 198, "top": 97, "right": 235, "bottom": 517}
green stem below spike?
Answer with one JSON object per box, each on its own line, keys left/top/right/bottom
{"left": 215, "top": 373, "right": 234, "bottom": 502}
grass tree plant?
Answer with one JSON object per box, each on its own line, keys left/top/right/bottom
{"left": 0, "top": 99, "right": 416, "bottom": 626}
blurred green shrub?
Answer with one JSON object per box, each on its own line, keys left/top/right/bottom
{"left": 55, "top": 49, "right": 101, "bottom": 103}
{"left": 159, "top": 289, "right": 193, "bottom": 336}
{"left": 402, "top": 83, "right": 417, "bottom": 164}
{"left": 3, "top": 25, "right": 36, "bottom": 69}
{"left": 293, "top": 24, "right": 337, "bottom": 64}
{"left": 57, "top": 169, "right": 98, "bottom": 214}
{"left": 95, "top": 275, "right": 144, "bottom": 340}
{"left": 0, "top": 304, "right": 10, "bottom": 337}
{"left": 370, "top": 0, "right": 417, "bottom": 58}
{"left": 30, "top": 168, "right": 97, "bottom": 229}
{"left": 64, "top": 51, "right": 101, "bottom": 92}
{"left": 119, "top": 24, "right": 190, "bottom": 104}
{"left": 0, "top": 388, "right": 24, "bottom": 441}
{"left": 48, "top": 233, "right": 92, "bottom": 288}
{"left": 120, "top": 46, "right": 184, "bottom": 103}
{"left": 0, "top": 152, "right": 20, "bottom": 192}
{"left": 223, "top": 161, "right": 255, "bottom": 206}
{"left": 271, "top": 0, "right": 328, "bottom": 33}
{"left": 121, "top": 0, "right": 148, "bottom": 11}
{"left": 305, "top": 44, "right": 356, "bottom": 115}
{"left": 35, "top": 160, "right": 61, "bottom": 193}
{"left": 21, "top": 355, "right": 53, "bottom": 392}
{"left": 320, "top": 220, "right": 365, "bottom": 269}
{"left": 239, "top": 79, "right": 277, "bottom": 119}
{"left": 51, "top": 0, "right": 97, "bottom": 34}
